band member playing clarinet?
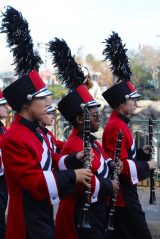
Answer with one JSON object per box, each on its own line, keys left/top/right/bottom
{"left": 1, "top": 7, "right": 92, "bottom": 239}
{"left": 48, "top": 38, "right": 120, "bottom": 239}
{"left": 102, "top": 32, "right": 156, "bottom": 239}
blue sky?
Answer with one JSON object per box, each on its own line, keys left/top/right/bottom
{"left": 0, "top": 0, "right": 160, "bottom": 63}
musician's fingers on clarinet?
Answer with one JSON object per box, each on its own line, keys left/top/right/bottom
{"left": 74, "top": 169, "right": 93, "bottom": 185}
{"left": 76, "top": 150, "right": 95, "bottom": 162}
{"left": 148, "top": 160, "right": 157, "bottom": 170}
{"left": 76, "top": 151, "right": 84, "bottom": 161}
{"left": 143, "top": 145, "right": 155, "bottom": 154}
{"left": 83, "top": 179, "right": 91, "bottom": 188}
{"left": 111, "top": 180, "right": 120, "bottom": 191}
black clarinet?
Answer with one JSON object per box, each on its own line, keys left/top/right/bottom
{"left": 149, "top": 116, "right": 156, "bottom": 204}
{"left": 77, "top": 103, "right": 91, "bottom": 229}
{"left": 106, "top": 130, "right": 123, "bottom": 231}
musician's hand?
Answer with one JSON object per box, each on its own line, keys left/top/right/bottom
{"left": 111, "top": 180, "right": 120, "bottom": 192}
{"left": 75, "top": 169, "right": 93, "bottom": 187}
{"left": 76, "top": 150, "right": 95, "bottom": 163}
{"left": 117, "top": 161, "right": 123, "bottom": 174}
{"left": 142, "top": 145, "right": 155, "bottom": 155}
{"left": 76, "top": 151, "right": 84, "bottom": 162}
{"left": 147, "top": 159, "right": 157, "bottom": 170}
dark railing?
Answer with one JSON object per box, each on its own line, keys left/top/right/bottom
{"left": 129, "top": 120, "right": 160, "bottom": 169}
{"left": 54, "top": 114, "right": 160, "bottom": 177}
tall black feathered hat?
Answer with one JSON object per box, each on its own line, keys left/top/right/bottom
{"left": 48, "top": 38, "right": 100, "bottom": 122}
{"left": 102, "top": 31, "right": 141, "bottom": 109}
{"left": 1, "top": 6, "right": 52, "bottom": 111}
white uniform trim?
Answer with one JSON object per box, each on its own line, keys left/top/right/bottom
{"left": 51, "top": 198, "right": 60, "bottom": 206}
{"left": 127, "top": 160, "right": 139, "bottom": 184}
{"left": 106, "top": 158, "right": 112, "bottom": 163}
{"left": 131, "top": 140, "right": 136, "bottom": 159}
{"left": 132, "top": 152, "right": 136, "bottom": 159}
{"left": 58, "top": 155, "right": 68, "bottom": 170}
{"left": 48, "top": 134, "right": 57, "bottom": 153}
{"left": 40, "top": 140, "right": 52, "bottom": 170}
{"left": 91, "top": 176, "right": 100, "bottom": 203}
{"left": 103, "top": 161, "right": 109, "bottom": 178}
{"left": 131, "top": 140, "right": 135, "bottom": 151}
{"left": 104, "top": 157, "right": 112, "bottom": 178}
{"left": 97, "top": 155, "right": 104, "bottom": 174}
{"left": 97, "top": 155, "right": 111, "bottom": 178}
{"left": 43, "top": 171, "right": 59, "bottom": 200}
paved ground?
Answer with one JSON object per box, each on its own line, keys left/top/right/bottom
{"left": 138, "top": 187, "right": 160, "bottom": 239}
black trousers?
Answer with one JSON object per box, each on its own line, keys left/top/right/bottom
{"left": 0, "top": 175, "right": 8, "bottom": 239}
{"left": 23, "top": 190, "right": 54, "bottom": 239}
{"left": 106, "top": 207, "right": 152, "bottom": 239}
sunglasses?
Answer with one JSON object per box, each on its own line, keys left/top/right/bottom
{"left": 90, "top": 113, "right": 102, "bottom": 120}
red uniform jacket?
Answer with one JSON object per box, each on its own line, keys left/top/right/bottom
{"left": 2, "top": 114, "right": 76, "bottom": 239}
{"left": 102, "top": 111, "right": 150, "bottom": 207}
{"left": 55, "top": 128, "right": 113, "bottom": 239}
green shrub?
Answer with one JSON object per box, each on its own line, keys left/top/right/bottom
{"left": 48, "top": 85, "right": 68, "bottom": 99}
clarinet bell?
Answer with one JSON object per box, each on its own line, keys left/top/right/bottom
{"left": 107, "top": 225, "right": 114, "bottom": 231}
{"left": 149, "top": 191, "right": 156, "bottom": 204}
{"left": 77, "top": 209, "right": 91, "bottom": 229}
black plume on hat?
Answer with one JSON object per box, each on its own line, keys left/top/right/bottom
{"left": 1, "top": 6, "right": 42, "bottom": 76}
{"left": 48, "top": 38, "right": 85, "bottom": 90}
{"left": 48, "top": 38, "right": 100, "bottom": 122}
{"left": 102, "top": 31, "right": 141, "bottom": 109}
{"left": 102, "top": 31, "right": 132, "bottom": 82}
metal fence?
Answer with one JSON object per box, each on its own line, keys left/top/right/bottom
{"left": 129, "top": 120, "right": 160, "bottom": 168}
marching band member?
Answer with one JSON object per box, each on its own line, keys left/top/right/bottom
{"left": 1, "top": 6, "right": 92, "bottom": 239}
{"left": 102, "top": 32, "right": 156, "bottom": 239}
{"left": 39, "top": 103, "right": 65, "bottom": 154}
{"left": 48, "top": 38, "right": 120, "bottom": 239}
